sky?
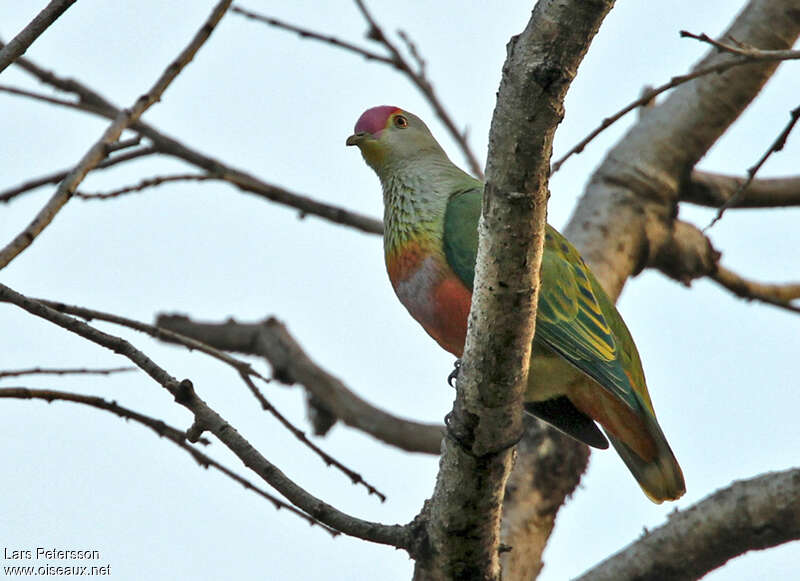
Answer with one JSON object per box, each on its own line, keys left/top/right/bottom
{"left": 1, "top": 1, "right": 798, "bottom": 580}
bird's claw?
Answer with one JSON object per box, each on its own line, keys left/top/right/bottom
{"left": 447, "top": 359, "right": 462, "bottom": 388}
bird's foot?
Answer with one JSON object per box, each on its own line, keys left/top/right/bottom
{"left": 447, "top": 359, "right": 461, "bottom": 388}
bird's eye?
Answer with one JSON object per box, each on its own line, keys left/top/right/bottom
{"left": 394, "top": 115, "right": 408, "bottom": 128}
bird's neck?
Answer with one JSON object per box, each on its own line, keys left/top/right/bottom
{"left": 378, "top": 157, "right": 464, "bottom": 258}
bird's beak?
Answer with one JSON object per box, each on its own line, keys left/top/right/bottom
{"left": 346, "top": 131, "right": 369, "bottom": 147}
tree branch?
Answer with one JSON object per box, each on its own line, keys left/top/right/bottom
{"left": 576, "top": 468, "right": 800, "bottom": 581}
{"left": 650, "top": 219, "right": 800, "bottom": 315}
{"left": 0, "top": 144, "right": 158, "bottom": 203}
{"left": 231, "top": 5, "right": 394, "bottom": 65}
{"left": 0, "top": 366, "right": 135, "bottom": 379}
{"left": 155, "top": 314, "right": 444, "bottom": 455}
{"left": 707, "top": 104, "right": 800, "bottom": 227}
{"left": 0, "top": 0, "right": 233, "bottom": 270}
{"left": 681, "top": 170, "right": 800, "bottom": 208}
{"left": 711, "top": 266, "right": 800, "bottom": 314}
{"left": 236, "top": 371, "right": 387, "bottom": 501}
{"left": 75, "top": 173, "right": 218, "bottom": 200}
{"left": 0, "top": 0, "right": 76, "bottom": 74}
{"left": 413, "top": 2, "right": 615, "bottom": 579}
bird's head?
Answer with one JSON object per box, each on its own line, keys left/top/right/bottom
{"left": 346, "top": 106, "right": 445, "bottom": 174}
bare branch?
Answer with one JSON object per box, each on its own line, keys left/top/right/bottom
{"left": 682, "top": 170, "right": 800, "bottom": 208}
{"left": 237, "top": 372, "right": 387, "bottom": 502}
{"left": 651, "top": 220, "right": 800, "bottom": 315}
{"left": 230, "top": 5, "right": 393, "bottom": 65}
{"left": 552, "top": 37, "right": 800, "bottom": 174}
{"left": 155, "top": 314, "right": 445, "bottom": 455}
{"left": 3, "top": 53, "right": 383, "bottom": 235}
{"left": 75, "top": 173, "right": 218, "bottom": 200}
{"left": 413, "top": 1, "right": 615, "bottom": 578}
{"left": 0, "top": 143, "right": 157, "bottom": 203}
{"left": 36, "top": 298, "right": 267, "bottom": 382}
{"left": 0, "top": 0, "right": 76, "bottom": 74}
{"left": 0, "top": 386, "right": 338, "bottom": 535}
{"left": 0, "top": 0, "right": 233, "bottom": 270}
{"left": 0, "top": 284, "right": 410, "bottom": 548}
{"left": 711, "top": 266, "right": 800, "bottom": 314}
{"left": 681, "top": 29, "right": 800, "bottom": 60}
{"left": 576, "top": 468, "right": 800, "bottom": 581}
{"left": 0, "top": 366, "right": 135, "bottom": 379}
{"left": 707, "top": 105, "right": 800, "bottom": 227}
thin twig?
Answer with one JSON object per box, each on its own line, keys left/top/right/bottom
{"left": 0, "top": 366, "right": 136, "bottom": 379}
{"left": 0, "top": 386, "right": 337, "bottom": 535}
{"left": 680, "top": 30, "right": 800, "bottom": 60}
{"left": 231, "top": 5, "right": 393, "bottom": 65}
{"left": 706, "top": 105, "right": 800, "bottom": 229}
{"left": 0, "top": 143, "right": 158, "bottom": 203}
{"left": 0, "top": 0, "right": 233, "bottom": 270}
{"left": 0, "top": 0, "right": 77, "bottom": 74}
{"left": 76, "top": 173, "right": 218, "bottom": 200}
{"left": 238, "top": 372, "right": 387, "bottom": 502}
{"left": 552, "top": 40, "right": 800, "bottom": 174}
{"left": 36, "top": 298, "right": 267, "bottom": 383}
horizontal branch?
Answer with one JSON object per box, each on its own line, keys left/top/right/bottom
{"left": 576, "top": 468, "right": 800, "bottom": 581}
{"left": 155, "top": 314, "right": 444, "bottom": 455}
{"left": 76, "top": 173, "right": 218, "bottom": 200}
{"left": 0, "top": 366, "right": 135, "bottom": 379}
{"left": 651, "top": 220, "right": 800, "bottom": 314}
{"left": 711, "top": 265, "right": 800, "bottom": 314}
{"left": 0, "top": 386, "right": 337, "bottom": 534}
{"left": 682, "top": 170, "right": 800, "bottom": 208}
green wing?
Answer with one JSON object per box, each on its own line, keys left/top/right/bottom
{"left": 443, "top": 186, "right": 482, "bottom": 286}
{"left": 443, "top": 189, "right": 647, "bottom": 412}
{"left": 537, "top": 228, "right": 644, "bottom": 411}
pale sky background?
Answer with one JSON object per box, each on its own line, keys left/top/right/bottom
{"left": 1, "top": 2, "right": 798, "bottom": 580}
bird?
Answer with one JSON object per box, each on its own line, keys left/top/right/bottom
{"left": 346, "top": 105, "right": 685, "bottom": 503}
